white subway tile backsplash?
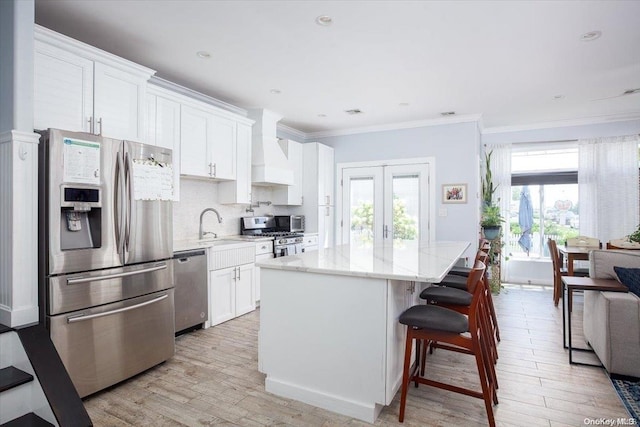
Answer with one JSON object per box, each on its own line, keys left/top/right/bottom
{"left": 172, "top": 178, "right": 292, "bottom": 241}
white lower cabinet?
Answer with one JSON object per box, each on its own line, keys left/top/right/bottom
{"left": 254, "top": 240, "right": 274, "bottom": 304}
{"left": 210, "top": 263, "right": 255, "bottom": 326}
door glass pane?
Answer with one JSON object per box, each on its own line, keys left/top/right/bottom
{"left": 508, "top": 184, "right": 579, "bottom": 258}
{"left": 391, "top": 174, "right": 419, "bottom": 242}
{"left": 349, "top": 177, "right": 375, "bottom": 246}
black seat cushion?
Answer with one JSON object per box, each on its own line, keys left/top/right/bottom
{"left": 399, "top": 305, "right": 468, "bottom": 333}
{"left": 420, "top": 286, "right": 472, "bottom": 306}
{"left": 448, "top": 266, "right": 472, "bottom": 277}
{"left": 439, "top": 274, "right": 468, "bottom": 290}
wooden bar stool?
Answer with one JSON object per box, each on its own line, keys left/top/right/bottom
{"left": 430, "top": 249, "right": 500, "bottom": 344}
{"left": 398, "top": 263, "right": 497, "bottom": 426}
{"left": 420, "top": 263, "right": 499, "bottom": 366}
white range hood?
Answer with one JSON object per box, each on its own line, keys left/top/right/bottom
{"left": 247, "top": 109, "right": 294, "bottom": 186}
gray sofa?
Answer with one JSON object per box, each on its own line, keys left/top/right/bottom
{"left": 583, "top": 249, "right": 640, "bottom": 377}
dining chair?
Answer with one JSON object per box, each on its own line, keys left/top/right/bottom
{"left": 548, "top": 238, "right": 566, "bottom": 307}
{"left": 398, "top": 262, "right": 497, "bottom": 426}
{"left": 607, "top": 239, "right": 640, "bottom": 250}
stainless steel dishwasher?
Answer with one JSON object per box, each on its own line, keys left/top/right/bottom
{"left": 173, "top": 249, "right": 208, "bottom": 335}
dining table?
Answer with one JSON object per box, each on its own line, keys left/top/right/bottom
{"left": 557, "top": 245, "right": 599, "bottom": 275}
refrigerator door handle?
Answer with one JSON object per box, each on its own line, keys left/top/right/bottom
{"left": 66, "top": 293, "right": 168, "bottom": 323}
{"left": 66, "top": 263, "right": 168, "bottom": 285}
{"left": 114, "top": 153, "right": 126, "bottom": 259}
{"left": 124, "top": 151, "right": 133, "bottom": 255}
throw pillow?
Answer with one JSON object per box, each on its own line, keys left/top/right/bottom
{"left": 613, "top": 266, "right": 640, "bottom": 298}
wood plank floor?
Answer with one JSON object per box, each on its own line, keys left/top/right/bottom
{"left": 83, "top": 284, "right": 628, "bottom": 426}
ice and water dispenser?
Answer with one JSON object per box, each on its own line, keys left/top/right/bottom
{"left": 60, "top": 185, "right": 102, "bottom": 250}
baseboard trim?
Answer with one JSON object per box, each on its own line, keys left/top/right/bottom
{"left": 265, "top": 376, "right": 382, "bottom": 423}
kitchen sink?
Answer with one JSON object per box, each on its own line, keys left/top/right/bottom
{"left": 197, "top": 239, "right": 254, "bottom": 251}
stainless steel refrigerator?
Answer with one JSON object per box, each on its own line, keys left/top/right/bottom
{"left": 38, "top": 128, "right": 175, "bottom": 398}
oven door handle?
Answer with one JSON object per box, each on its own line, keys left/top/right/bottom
{"left": 66, "top": 264, "right": 167, "bottom": 285}
{"left": 67, "top": 294, "right": 168, "bottom": 323}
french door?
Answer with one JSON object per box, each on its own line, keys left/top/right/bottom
{"left": 340, "top": 162, "right": 431, "bottom": 246}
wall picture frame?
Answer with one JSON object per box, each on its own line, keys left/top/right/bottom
{"left": 442, "top": 184, "right": 467, "bottom": 204}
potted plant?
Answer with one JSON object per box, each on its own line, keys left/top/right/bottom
{"left": 481, "top": 150, "right": 498, "bottom": 207}
{"left": 481, "top": 204, "right": 504, "bottom": 240}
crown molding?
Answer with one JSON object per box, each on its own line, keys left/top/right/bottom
{"left": 34, "top": 25, "right": 154, "bottom": 79}
{"left": 305, "top": 114, "right": 482, "bottom": 140}
{"left": 277, "top": 123, "right": 306, "bottom": 140}
{"left": 149, "top": 76, "right": 249, "bottom": 118}
{"left": 481, "top": 112, "right": 640, "bottom": 135}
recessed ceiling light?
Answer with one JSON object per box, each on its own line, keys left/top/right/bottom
{"left": 344, "top": 109, "right": 363, "bottom": 115}
{"left": 553, "top": 94, "right": 565, "bottom": 100}
{"left": 196, "top": 51, "right": 211, "bottom": 59}
{"left": 270, "top": 89, "right": 281, "bottom": 94}
{"left": 581, "top": 30, "right": 602, "bottom": 41}
{"left": 440, "top": 111, "right": 456, "bottom": 116}
{"left": 317, "top": 114, "right": 327, "bottom": 118}
{"left": 399, "top": 102, "right": 410, "bottom": 107}
{"left": 316, "top": 15, "right": 333, "bottom": 26}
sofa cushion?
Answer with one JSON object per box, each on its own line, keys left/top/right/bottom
{"left": 613, "top": 266, "right": 640, "bottom": 298}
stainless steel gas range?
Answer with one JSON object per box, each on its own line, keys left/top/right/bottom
{"left": 241, "top": 216, "right": 305, "bottom": 257}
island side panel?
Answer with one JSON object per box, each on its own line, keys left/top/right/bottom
{"left": 259, "top": 268, "right": 388, "bottom": 421}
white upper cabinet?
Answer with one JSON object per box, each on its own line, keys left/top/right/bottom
{"left": 303, "top": 142, "right": 335, "bottom": 207}
{"left": 180, "top": 104, "right": 237, "bottom": 181}
{"left": 219, "top": 123, "right": 252, "bottom": 204}
{"left": 210, "top": 115, "right": 236, "bottom": 180}
{"left": 34, "top": 26, "right": 153, "bottom": 141}
{"left": 272, "top": 139, "right": 304, "bottom": 206}
{"left": 34, "top": 41, "right": 93, "bottom": 133}
{"left": 318, "top": 143, "right": 335, "bottom": 206}
{"left": 146, "top": 85, "right": 181, "bottom": 200}
{"left": 180, "top": 104, "right": 211, "bottom": 177}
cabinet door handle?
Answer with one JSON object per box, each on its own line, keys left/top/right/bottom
{"left": 238, "top": 266, "right": 241, "bottom": 280}
{"left": 326, "top": 195, "right": 330, "bottom": 205}
{"left": 384, "top": 225, "right": 389, "bottom": 239}
{"left": 97, "top": 117, "right": 103, "bottom": 135}
{"left": 87, "top": 117, "right": 93, "bottom": 134}
{"left": 233, "top": 267, "right": 237, "bottom": 280}
{"left": 213, "top": 163, "right": 217, "bottom": 177}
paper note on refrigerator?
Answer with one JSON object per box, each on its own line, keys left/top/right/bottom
{"left": 63, "top": 138, "right": 101, "bottom": 185}
{"left": 132, "top": 159, "right": 173, "bottom": 200}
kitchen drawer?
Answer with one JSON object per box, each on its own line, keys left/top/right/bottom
{"left": 303, "top": 235, "right": 318, "bottom": 247}
{"left": 256, "top": 240, "right": 274, "bottom": 256}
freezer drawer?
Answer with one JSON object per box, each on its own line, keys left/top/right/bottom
{"left": 48, "top": 260, "right": 173, "bottom": 315}
{"left": 48, "top": 289, "right": 175, "bottom": 398}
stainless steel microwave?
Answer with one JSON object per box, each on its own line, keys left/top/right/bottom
{"left": 274, "top": 215, "right": 305, "bottom": 233}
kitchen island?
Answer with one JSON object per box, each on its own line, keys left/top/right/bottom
{"left": 257, "top": 240, "right": 469, "bottom": 423}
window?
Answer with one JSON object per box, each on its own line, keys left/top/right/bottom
{"left": 508, "top": 146, "right": 580, "bottom": 259}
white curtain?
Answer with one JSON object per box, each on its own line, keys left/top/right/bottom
{"left": 486, "top": 144, "right": 512, "bottom": 279}
{"left": 579, "top": 135, "right": 640, "bottom": 244}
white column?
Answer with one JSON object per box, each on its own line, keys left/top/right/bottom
{"left": 0, "top": 0, "right": 40, "bottom": 327}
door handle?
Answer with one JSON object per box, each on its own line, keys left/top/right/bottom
{"left": 66, "top": 263, "right": 167, "bottom": 285}
{"left": 124, "top": 152, "right": 133, "bottom": 254}
{"left": 384, "top": 225, "right": 389, "bottom": 239}
{"left": 67, "top": 294, "right": 168, "bottom": 323}
{"left": 114, "top": 153, "right": 125, "bottom": 258}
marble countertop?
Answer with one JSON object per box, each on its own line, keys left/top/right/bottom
{"left": 173, "top": 235, "right": 271, "bottom": 252}
{"left": 257, "top": 241, "right": 470, "bottom": 282}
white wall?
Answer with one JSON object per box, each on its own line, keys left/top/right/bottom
{"left": 313, "top": 121, "right": 481, "bottom": 261}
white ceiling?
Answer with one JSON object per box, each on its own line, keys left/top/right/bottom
{"left": 35, "top": 0, "right": 640, "bottom": 135}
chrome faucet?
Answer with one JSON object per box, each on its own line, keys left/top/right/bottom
{"left": 199, "top": 208, "right": 223, "bottom": 240}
